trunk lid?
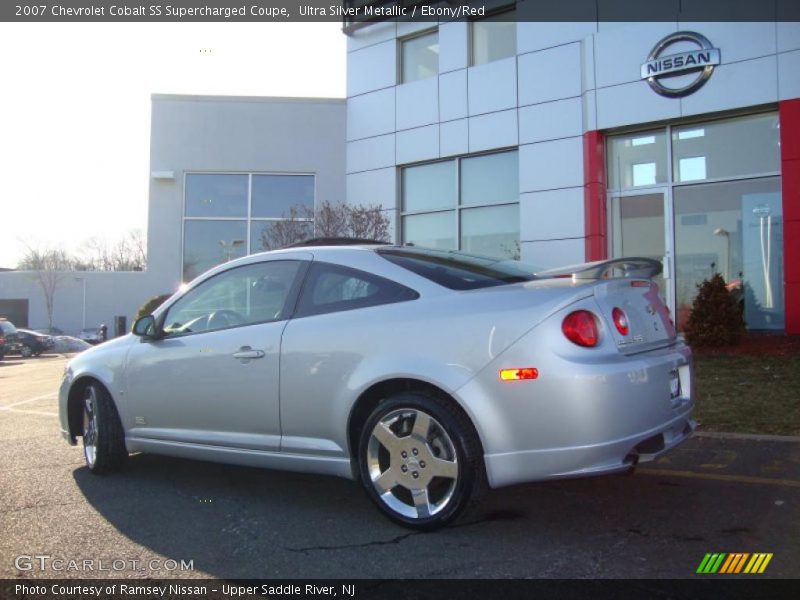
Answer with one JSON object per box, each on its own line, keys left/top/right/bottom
{"left": 593, "top": 279, "right": 677, "bottom": 354}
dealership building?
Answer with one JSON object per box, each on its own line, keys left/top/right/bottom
{"left": 344, "top": 15, "right": 799, "bottom": 333}
{"left": 0, "top": 13, "right": 798, "bottom": 335}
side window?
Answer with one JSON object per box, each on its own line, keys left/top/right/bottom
{"left": 295, "top": 262, "right": 419, "bottom": 317}
{"left": 162, "top": 260, "right": 302, "bottom": 336}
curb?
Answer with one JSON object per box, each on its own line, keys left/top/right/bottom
{"left": 694, "top": 430, "right": 800, "bottom": 443}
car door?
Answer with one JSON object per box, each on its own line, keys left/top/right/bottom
{"left": 279, "top": 261, "right": 420, "bottom": 456}
{"left": 124, "top": 257, "right": 308, "bottom": 451}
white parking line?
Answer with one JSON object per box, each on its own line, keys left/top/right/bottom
{"left": 0, "top": 392, "right": 58, "bottom": 410}
{"left": 1, "top": 407, "right": 57, "bottom": 417}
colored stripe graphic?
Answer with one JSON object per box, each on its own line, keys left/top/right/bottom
{"left": 744, "top": 553, "right": 774, "bottom": 574}
{"left": 733, "top": 553, "right": 750, "bottom": 573}
{"left": 699, "top": 553, "right": 773, "bottom": 574}
{"left": 719, "top": 554, "right": 736, "bottom": 574}
{"left": 696, "top": 553, "right": 713, "bottom": 573}
{"left": 697, "top": 553, "right": 727, "bottom": 573}
{"left": 719, "top": 553, "right": 749, "bottom": 574}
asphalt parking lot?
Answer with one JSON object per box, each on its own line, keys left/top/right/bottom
{"left": 1, "top": 354, "right": 799, "bottom": 579}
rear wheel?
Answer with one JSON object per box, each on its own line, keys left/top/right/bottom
{"left": 358, "top": 392, "right": 485, "bottom": 530}
{"left": 20, "top": 345, "right": 33, "bottom": 358}
{"left": 81, "top": 383, "right": 128, "bottom": 474}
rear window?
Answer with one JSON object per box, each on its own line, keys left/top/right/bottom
{"left": 377, "top": 248, "right": 538, "bottom": 290}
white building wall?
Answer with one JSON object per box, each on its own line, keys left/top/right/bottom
{"left": 345, "top": 19, "right": 798, "bottom": 268}
{"left": 148, "top": 95, "right": 346, "bottom": 293}
{"left": 0, "top": 271, "right": 148, "bottom": 335}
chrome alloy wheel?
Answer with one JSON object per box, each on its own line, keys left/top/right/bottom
{"left": 366, "top": 408, "right": 459, "bottom": 520}
{"left": 82, "top": 386, "right": 99, "bottom": 467}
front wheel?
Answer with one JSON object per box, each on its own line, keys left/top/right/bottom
{"left": 20, "top": 345, "right": 33, "bottom": 358}
{"left": 81, "top": 383, "right": 128, "bottom": 474}
{"left": 358, "top": 392, "right": 485, "bottom": 530}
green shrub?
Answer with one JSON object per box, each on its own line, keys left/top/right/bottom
{"left": 684, "top": 273, "right": 745, "bottom": 347}
{"left": 133, "top": 294, "right": 171, "bottom": 324}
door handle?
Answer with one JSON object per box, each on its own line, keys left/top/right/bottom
{"left": 233, "top": 347, "right": 265, "bottom": 360}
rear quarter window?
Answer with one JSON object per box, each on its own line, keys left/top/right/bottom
{"left": 295, "top": 262, "right": 419, "bottom": 317}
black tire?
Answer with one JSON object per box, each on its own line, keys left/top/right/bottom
{"left": 81, "top": 382, "right": 128, "bottom": 475}
{"left": 357, "top": 391, "right": 485, "bottom": 530}
{"left": 20, "top": 345, "right": 33, "bottom": 358}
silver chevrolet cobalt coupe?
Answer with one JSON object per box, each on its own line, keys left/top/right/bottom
{"left": 59, "top": 242, "right": 694, "bottom": 529}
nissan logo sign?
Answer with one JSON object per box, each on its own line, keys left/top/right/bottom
{"left": 641, "top": 31, "right": 721, "bottom": 98}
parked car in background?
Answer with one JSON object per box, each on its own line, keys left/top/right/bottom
{"left": 35, "top": 327, "right": 65, "bottom": 336}
{"left": 59, "top": 243, "right": 695, "bottom": 530}
{"left": 0, "top": 318, "right": 19, "bottom": 358}
{"left": 78, "top": 328, "right": 102, "bottom": 345}
{"left": 11, "top": 329, "right": 54, "bottom": 357}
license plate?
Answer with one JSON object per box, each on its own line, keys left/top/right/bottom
{"left": 670, "top": 370, "right": 681, "bottom": 399}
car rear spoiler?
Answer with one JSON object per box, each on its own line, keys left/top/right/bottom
{"left": 535, "top": 257, "right": 663, "bottom": 281}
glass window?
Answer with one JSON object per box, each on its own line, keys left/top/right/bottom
{"left": 183, "top": 220, "right": 247, "bottom": 282}
{"left": 183, "top": 172, "right": 316, "bottom": 281}
{"left": 460, "top": 152, "right": 518, "bottom": 206}
{"left": 252, "top": 175, "right": 314, "bottom": 218}
{"left": 674, "top": 177, "right": 783, "bottom": 330}
{"left": 606, "top": 130, "right": 668, "bottom": 189}
{"left": 250, "top": 220, "right": 313, "bottom": 254}
{"left": 461, "top": 204, "right": 520, "bottom": 259}
{"left": 471, "top": 11, "right": 517, "bottom": 66}
{"left": 163, "top": 260, "right": 303, "bottom": 336}
{"left": 401, "top": 31, "right": 439, "bottom": 83}
{"left": 401, "top": 150, "right": 519, "bottom": 257}
{"left": 185, "top": 174, "right": 248, "bottom": 217}
{"left": 672, "top": 113, "right": 780, "bottom": 183}
{"left": 378, "top": 248, "right": 536, "bottom": 291}
{"left": 609, "top": 193, "right": 668, "bottom": 306}
{"left": 402, "top": 161, "right": 456, "bottom": 212}
{"left": 402, "top": 212, "right": 456, "bottom": 250}
{"left": 295, "top": 262, "right": 418, "bottom": 317}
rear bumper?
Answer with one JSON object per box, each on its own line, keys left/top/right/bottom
{"left": 456, "top": 325, "right": 696, "bottom": 489}
{"left": 484, "top": 410, "right": 695, "bottom": 487}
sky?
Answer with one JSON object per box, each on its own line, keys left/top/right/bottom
{"left": 0, "top": 22, "right": 346, "bottom": 269}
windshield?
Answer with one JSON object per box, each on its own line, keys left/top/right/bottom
{"left": 377, "top": 247, "right": 539, "bottom": 291}
{"left": 0, "top": 321, "right": 18, "bottom": 335}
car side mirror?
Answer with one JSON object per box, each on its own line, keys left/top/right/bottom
{"left": 132, "top": 315, "right": 159, "bottom": 340}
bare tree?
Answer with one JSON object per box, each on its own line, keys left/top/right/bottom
{"left": 75, "top": 229, "right": 146, "bottom": 271}
{"left": 17, "top": 245, "right": 74, "bottom": 328}
{"left": 259, "top": 201, "right": 390, "bottom": 250}
{"left": 256, "top": 206, "right": 315, "bottom": 252}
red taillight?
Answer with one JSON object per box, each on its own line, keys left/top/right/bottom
{"left": 562, "top": 310, "right": 599, "bottom": 347}
{"left": 612, "top": 307, "right": 629, "bottom": 336}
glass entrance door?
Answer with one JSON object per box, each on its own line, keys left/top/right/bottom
{"left": 609, "top": 189, "right": 673, "bottom": 314}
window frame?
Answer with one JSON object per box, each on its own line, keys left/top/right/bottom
{"left": 181, "top": 171, "right": 316, "bottom": 282}
{"left": 399, "top": 28, "right": 439, "bottom": 85}
{"left": 399, "top": 149, "right": 520, "bottom": 258}
{"left": 294, "top": 261, "right": 420, "bottom": 318}
{"left": 158, "top": 259, "right": 309, "bottom": 339}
